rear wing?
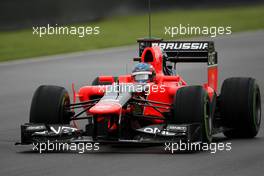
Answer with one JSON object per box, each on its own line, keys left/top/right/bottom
{"left": 137, "top": 39, "right": 217, "bottom": 66}
{"left": 137, "top": 39, "right": 218, "bottom": 92}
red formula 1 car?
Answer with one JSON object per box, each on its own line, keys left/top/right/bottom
{"left": 18, "top": 39, "right": 261, "bottom": 146}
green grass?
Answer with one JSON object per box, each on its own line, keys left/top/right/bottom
{"left": 0, "top": 5, "right": 264, "bottom": 62}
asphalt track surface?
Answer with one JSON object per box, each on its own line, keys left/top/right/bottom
{"left": 0, "top": 31, "right": 264, "bottom": 176}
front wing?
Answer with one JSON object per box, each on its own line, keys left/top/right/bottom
{"left": 16, "top": 122, "right": 203, "bottom": 145}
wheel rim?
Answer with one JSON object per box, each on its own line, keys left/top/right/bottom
{"left": 204, "top": 96, "right": 212, "bottom": 142}
{"left": 253, "top": 87, "right": 261, "bottom": 130}
{"left": 61, "top": 94, "right": 70, "bottom": 123}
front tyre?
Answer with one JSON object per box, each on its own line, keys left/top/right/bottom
{"left": 221, "top": 77, "right": 261, "bottom": 138}
{"left": 30, "top": 85, "right": 71, "bottom": 124}
{"left": 173, "top": 86, "right": 213, "bottom": 143}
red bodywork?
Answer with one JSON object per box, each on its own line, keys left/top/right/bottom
{"left": 76, "top": 46, "right": 218, "bottom": 122}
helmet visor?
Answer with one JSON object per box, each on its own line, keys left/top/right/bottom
{"left": 134, "top": 74, "right": 149, "bottom": 82}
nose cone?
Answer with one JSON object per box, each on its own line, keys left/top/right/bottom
{"left": 89, "top": 102, "right": 122, "bottom": 115}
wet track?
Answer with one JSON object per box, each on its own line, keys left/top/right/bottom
{"left": 0, "top": 31, "right": 264, "bottom": 176}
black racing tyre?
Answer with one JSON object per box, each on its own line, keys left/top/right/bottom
{"left": 172, "top": 86, "right": 213, "bottom": 143}
{"left": 221, "top": 77, "right": 261, "bottom": 138}
{"left": 92, "top": 77, "right": 118, "bottom": 86}
{"left": 29, "top": 85, "right": 70, "bottom": 124}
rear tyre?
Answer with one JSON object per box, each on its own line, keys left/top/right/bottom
{"left": 173, "top": 86, "right": 213, "bottom": 143}
{"left": 221, "top": 77, "right": 261, "bottom": 138}
{"left": 30, "top": 85, "right": 70, "bottom": 124}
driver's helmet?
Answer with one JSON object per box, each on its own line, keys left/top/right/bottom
{"left": 132, "top": 63, "right": 155, "bottom": 83}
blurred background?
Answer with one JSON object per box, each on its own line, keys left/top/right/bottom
{"left": 0, "top": 0, "right": 264, "bottom": 61}
{"left": 1, "top": 0, "right": 264, "bottom": 30}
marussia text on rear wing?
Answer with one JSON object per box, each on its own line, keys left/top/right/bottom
{"left": 137, "top": 39, "right": 217, "bottom": 66}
